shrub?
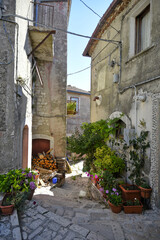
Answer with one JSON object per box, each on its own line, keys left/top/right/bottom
{"left": 94, "top": 145, "right": 125, "bottom": 176}
{"left": 67, "top": 118, "right": 121, "bottom": 172}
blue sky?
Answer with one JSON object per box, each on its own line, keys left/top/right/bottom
{"left": 67, "top": 0, "right": 113, "bottom": 91}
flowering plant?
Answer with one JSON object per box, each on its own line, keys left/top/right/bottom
{"left": 0, "top": 168, "right": 37, "bottom": 194}
{"left": 106, "top": 188, "right": 122, "bottom": 206}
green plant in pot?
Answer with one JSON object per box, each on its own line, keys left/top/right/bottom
{"left": 120, "top": 130, "right": 150, "bottom": 201}
{"left": 106, "top": 188, "right": 123, "bottom": 214}
{"left": 123, "top": 198, "right": 143, "bottom": 214}
{"left": 0, "top": 168, "right": 37, "bottom": 214}
{"left": 67, "top": 101, "right": 76, "bottom": 115}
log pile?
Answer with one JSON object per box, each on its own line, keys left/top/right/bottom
{"left": 32, "top": 149, "right": 57, "bottom": 171}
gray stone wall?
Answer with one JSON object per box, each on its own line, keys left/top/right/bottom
{"left": 0, "top": 0, "right": 33, "bottom": 173}
{"left": 32, "top": 1, "right": 68, "bottom": 158}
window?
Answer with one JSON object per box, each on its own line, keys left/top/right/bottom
{"left": 70, "top": 97, "right": 79, "bottom": 113}
{"left": 135, "top": 5, "right": 150, "bottom": 54}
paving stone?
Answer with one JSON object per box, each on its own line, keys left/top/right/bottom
{"left": 21, "top": 226, "right": 31, "bottom": 233}
{"left": 44, "top": 212, "right": 71, "bottom": 227}
{"left": 10, "top": 210, "right": 19, "bottom": 227}
{"left": 12, "top": 227, "right": 22, "bottom": 240}
{"left": 32, "top": 213, "right": 46, "bottom": 220}
{"left": 54, "top": 235, "right": 63, "bottom": 240}
{"left": 52, "top": 232, "right": 57, "bottom": 238}
{"left": 69, "top": 224, "right": 89, "bottom": 237}
{"left": 58, "top": 227, "right": 68, "bottom": 236}
{"left": 28, "top": 226, "right": 43, "bottom": 240}
{"left": 64, "top": 209, "right": 75, "bottom": 218}
{"left": 29, "top": 219, "right": 43, "bottom": 230}
{"left": 0, "top": 222, "right": 11, "bottom": 237}
{"left": 63, "top": 230, "right": 76, "bottom": 240}
{"left": 36, "top": 206, "right": 48, "bottom": 214}
{"left": 48, "top": 221, "right": 61, "bottom": 231}
{"left": 87, "top": 231, "right": 105, "bottom": 240}
{"left": 25, "top": 208, "right": 38, "bottom": 217}
{"left": 112, "top": 222, "right": 125, "bottom": 240}
{"left": 22, "top": 231, "right": 28, "bottom": 240}
{"left": 56, "top": 207, "right": 65, "bottom": 216}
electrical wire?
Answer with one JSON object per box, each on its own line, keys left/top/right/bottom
{"left": 67, "top": 45, "right": 119, "bottom": 76}
{"left": 0, "top": 21, "right": 14, "bottom": 65}
{"left": 80, "top": 0, "right": 101, "bottom": 18}
{"left": 2, "top": 14, "right": 121, "bottom": 44}
{"left": 79, "top": 0, "right": 119, "bottom": 33}
{"left": 67, "top": 66, "right": 91, "bottom": 76}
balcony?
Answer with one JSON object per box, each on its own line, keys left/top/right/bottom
{"left": 28, "top": 1, "right": 55, "bottom": 61}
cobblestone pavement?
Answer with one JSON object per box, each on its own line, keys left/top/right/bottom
{"left": 1, "top": 161, "right": 160, "bottom": 240}
{"left": 0, "top": 210, "right": 22, "bottom": 240}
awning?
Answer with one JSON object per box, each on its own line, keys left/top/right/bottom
{"left": 28, "top": 26, "right": 56, "bottom": 61}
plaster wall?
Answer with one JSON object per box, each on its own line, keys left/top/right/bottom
{"left": 32, "top": 1, "right": 68, "bottom": 158}
{"left": 0, "top": 0, "right": 33, "bottom": 172}
{"left": 67, "top": 92, "right": 90, "bottom": 136}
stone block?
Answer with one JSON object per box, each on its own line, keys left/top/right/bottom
{"left": 44, "top": 212, "right": 71, "bottom": 227}
{"left": 12, "top": 227, "right": 22, "bottom": 240}
{"left": 10, "top": 210, "right": 19, "bottom": 227}
{"left": 28, "top": 227, "right": 43, "bottom": 240}
{"left": 69, "top": 224, "right": 89, "bottom": 237}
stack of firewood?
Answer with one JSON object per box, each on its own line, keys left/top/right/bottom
{"left": 32, "top": 149, "right": 57, "bottom": 171}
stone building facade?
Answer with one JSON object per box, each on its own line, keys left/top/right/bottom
{"left": 0, "top": 0, "right": 71, "bottom": 172}
{"left": 67, "top": 85, "right": 90, "bottom": 136}
{"left": 83, "top": 0, "right": 160, "bottom": 208}
{"left": 0, "top": 0, "right": 33, "bottom": 172}
{"left": 32, "top": 0, "right": 71, "bottom": 158}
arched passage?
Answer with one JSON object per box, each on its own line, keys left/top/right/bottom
{"left": 22, "top": 125, "right": 29, "bottom": 169}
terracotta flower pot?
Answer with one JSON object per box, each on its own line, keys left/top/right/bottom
{"left": 0, "top": 193, "right": 14, "bottom": 215}
{"left": 139, "top": 186, "right": 152, "bottom": 199}
{"left": 119, "top": 184, "right": 141, "bottom": 201}
{"left": 0, "top": 204, "right": 14, "bottom": 215}
{"left": 123, "top": 202, "right": 143, "bottom": 214}
{"left": 108, "top": 200, "right": 122, "bottom": 214}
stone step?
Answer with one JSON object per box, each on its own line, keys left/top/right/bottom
{"left": 19, "top": 200, "right": 114, "bottom": 240}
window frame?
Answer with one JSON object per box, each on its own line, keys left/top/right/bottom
{"left": 135, "top": 5, "right": 150, "bottom": 54}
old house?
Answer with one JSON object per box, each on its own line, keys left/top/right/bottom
{"left": 0, "top": 0, "right": 71, "bottom": 173}
{"left": 83, "top": 0, "right": 160, "bottom": 208}
{"left": 67, "top": 85, "right": 90, "bottom": 136}
{"left": 31, "top": 0, "right": 71, "bottom": 160}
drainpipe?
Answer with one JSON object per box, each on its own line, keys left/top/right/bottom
{"left": 133, "top": 85, "right": 137, "bottom": 132}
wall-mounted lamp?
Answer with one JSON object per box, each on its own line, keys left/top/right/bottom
{"left": 93, "top": 95, "right": 102, "bottom": 106}
{"left": 93, "top": 96, "right": 100, "bottom": 101}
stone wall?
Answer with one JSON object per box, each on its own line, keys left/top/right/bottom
{"left": 0, "top": 0, "right": 33, "bottom": 172}
{"left": 32, "top": 1, "right": 68, "bottom": 158}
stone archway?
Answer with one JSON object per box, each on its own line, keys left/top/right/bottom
{"left": 109, "top": 111, "right": 131, "bottom": 129}
{"left": 22, "top": 125, "right": 29, "bottom": 169}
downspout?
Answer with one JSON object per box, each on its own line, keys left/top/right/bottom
{"left": 133, "top": 86, "right": 137, "bottom": 132}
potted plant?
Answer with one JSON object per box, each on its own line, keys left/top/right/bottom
{"left": 138, "top": 181, "right": 152, "bottom": 199}
{"left": 120, "top": 130, "right": 150, "bottom": 201}
{"left": 0, "top": 168, "right": 37, "bottom": 214}
{"left": 67, "top": 101, "right": 76, "bottom": 115}
{"left": 0, "top": 191, "right": 28, "bottom": 215}
{"left": 106, "top": 188, "right": 123, "bottom": 214}
{"left": 123, "top": 198, "right": 143, "bottom": 214}
{"left": 119, "top": 184, "right": 141, "bottom": 201}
